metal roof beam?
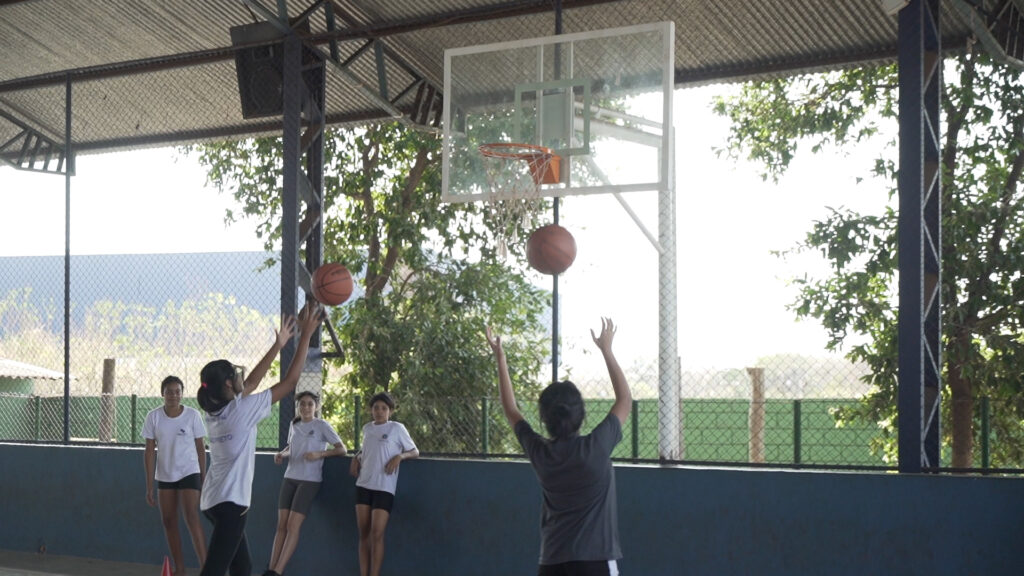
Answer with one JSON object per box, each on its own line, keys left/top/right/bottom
{"left": 949, "top": 0, "right": 1024, "bottom": 69}
{"left": 0, "top": 108, "right": 67, "bottom": 174}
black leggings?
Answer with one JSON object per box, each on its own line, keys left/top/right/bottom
{"left": 200, "top": 502, "right": 251, "bottom": 576}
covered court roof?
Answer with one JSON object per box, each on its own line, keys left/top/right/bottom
{"left": 0, "top": 0, "right": 1007, "bottom": 161}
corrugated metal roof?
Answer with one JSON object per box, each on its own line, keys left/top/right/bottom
{"left": 0, "top": 358, "right": 65, "bottom": 381}
{"left": 0, "top": 0, "right": 974, "bottom": 156}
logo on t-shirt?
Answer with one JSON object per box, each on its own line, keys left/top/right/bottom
{"left": 382, "top": 434, "right": 388, "bottom": 440}
{"left": 178, "top": 428, "right": 187, "bottom": 435}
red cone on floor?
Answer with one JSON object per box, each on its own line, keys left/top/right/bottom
{"left": 161, "top": 556, "right": 172, "bottom": 576}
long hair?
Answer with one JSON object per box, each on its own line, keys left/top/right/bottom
{"left": 197, "top": 359, "right": 234, "bottom": 414}
{"left": 292, "top": 390, "right": 319, "bottom": 424}
{"left": 538, "top": 380, "right": 585, "bottom": 439}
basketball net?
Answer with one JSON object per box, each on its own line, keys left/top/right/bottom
{"left": 479, "top": 143, "right": 560, "bottom": 258}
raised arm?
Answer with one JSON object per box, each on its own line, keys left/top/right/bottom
{"left": 486, "top": 326, "right": 523, "bottom": 427}
{"left": 241, "top": 314, "right": 297, "bottom": 396}
{"left": 270, "top": 302, "right": 324, "bottom": 404}
{"left": 592, "top": 317, "right": 631, "bottom": 426}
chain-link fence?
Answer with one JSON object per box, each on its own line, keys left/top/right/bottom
{"left": 2, "top": 65, "right": 1023, "bottom": 473}
{"left": 0, "top": 249, "right": 286, "bottom": 447}
{"left": 2, "top": 168, "right": 1023, "bottom": 473}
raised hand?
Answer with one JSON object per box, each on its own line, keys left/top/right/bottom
{"left": 276, "top": 314, "right": 298, "bottom": 348}
{"left": 298, "top": 301, "right": 324, "bottom": 337}
{"left": 485, "top": 326, "right": 503, "bottom": 355}
{"left": 590, "top": 317, "right": 617, "bottom": 353}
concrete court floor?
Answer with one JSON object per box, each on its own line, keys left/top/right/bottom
{"left": 0, "top": 549, "right": 164, "bottom": 576}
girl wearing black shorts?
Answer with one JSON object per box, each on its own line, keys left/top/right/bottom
{"left": 349, "top": 392, "right": 419, "bottom": 576}
{"left": 143, "top": 375, "right": 207, "bottom": 575}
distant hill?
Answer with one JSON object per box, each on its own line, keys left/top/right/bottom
{"left": 0, "top": 252, "right": 281, "bottom": 325}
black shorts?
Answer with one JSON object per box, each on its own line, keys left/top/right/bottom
{"left": 538, "top": 560, "right": 619, "bottom": 576}
{"left": 157, "top": 473, "right": 201, "bottom": 490}
{"left": 277, "top": 478, "right": 321, "bottom": 515}
{"left": 355, "top": 486, "right": 394, "bottom": 513}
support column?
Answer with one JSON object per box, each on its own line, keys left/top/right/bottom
{"left": 897, "top": 0, "right": 942, "bottom": 473}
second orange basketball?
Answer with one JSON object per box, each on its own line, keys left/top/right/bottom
{"left": 312, "top": 263, "right": 354, "bottom": 306}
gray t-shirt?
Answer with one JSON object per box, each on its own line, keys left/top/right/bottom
{"left": 515, "top": 413, "right": 623, "bottom": 565}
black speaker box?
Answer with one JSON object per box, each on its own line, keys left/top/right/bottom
{"left": 230, "top": 22, "right": 287, "bottom": 119}
{"left": 230, "top": 20, "right": 313, "bottom": 119}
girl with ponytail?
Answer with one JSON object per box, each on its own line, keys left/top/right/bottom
{"left": 197, "top": 302, "right": 323, "bottom": 576}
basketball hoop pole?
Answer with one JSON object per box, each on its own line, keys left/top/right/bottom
{"left": 550, "top": 0, "right": 563, "bottom": 385}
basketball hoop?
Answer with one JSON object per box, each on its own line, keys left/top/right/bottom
{"left": 479, "top": 143, "right": 561, "bottom": 257}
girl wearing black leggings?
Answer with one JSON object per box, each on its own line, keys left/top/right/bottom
{"left": 197, "top": 302, "right": 322, "bottom": 576}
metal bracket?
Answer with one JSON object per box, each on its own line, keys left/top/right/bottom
{"left": 0, "top": 109, "right": 69, "bottom": 175}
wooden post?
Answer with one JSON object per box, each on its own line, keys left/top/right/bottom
{"left": 98, "top": 358, "right": 116, "bottom": 442}
{"left": 746, "top": 367, "right": 765, "bottom": 463}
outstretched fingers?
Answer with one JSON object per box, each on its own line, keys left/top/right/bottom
{"left": 591, "top": 317, "right": 616, "bottom": 349}
{"left": 299, "top": 302, "right": 324, "bottom": 334}
{"left": 277, "top": 314, "right": 298, "bottom": 347}
{"left": 485, "top": 326, "right": 502, "bottom": 352}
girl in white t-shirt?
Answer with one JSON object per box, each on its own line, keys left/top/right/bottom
{"left": 196, "top": 302, "right": 322, "bottom": 576}
{"left": 143, "top": 375, "right": 208, "bottom": 576}
{"left": 264, "top": 390, "right": 346, "bottom": 576}
{"left": 348, "top": 391, "right": 418, "bottom": 576}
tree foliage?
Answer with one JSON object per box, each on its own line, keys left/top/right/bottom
{"left": 186, "top": 122, "right": 549, "bottom": 453}
{"left": 714, "top": 49, "right": 1024, "bottom": 468}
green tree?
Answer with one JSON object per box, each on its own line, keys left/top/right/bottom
{"left": 186, "top": 122, "right": 549, "bottom": 453}
{"left": 714, "top": 49, "right": 1024, "bottom": 468}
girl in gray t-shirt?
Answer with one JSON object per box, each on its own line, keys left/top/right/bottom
{"left": 487, "top": 318, "right": 632, "bottom": 576}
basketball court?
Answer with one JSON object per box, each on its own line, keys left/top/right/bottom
{"left": 2, "top": 1, "right": 1023, "bottom": 575}
{"left": 0, "top": 550, "right": 154, "bottom": 576}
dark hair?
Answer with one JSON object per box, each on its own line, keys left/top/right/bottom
{"left": 161, "top": 375, "right": 184, "bottom": 394}
{"left": 197, "top": 359, "right": 234, "bottom": 414}
{"left": 369, "top": 391, "right": 395, "bottom": 411}
{"left": 292, "top": 391, "right": 320, "bottom": 424}
{"left": 538, "top": 380, "right": 585, "bottom": 439}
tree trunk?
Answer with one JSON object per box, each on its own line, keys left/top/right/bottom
{"left": 947, "top": 363, "right": 974, "bottom": 469}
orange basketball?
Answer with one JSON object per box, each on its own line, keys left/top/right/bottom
{"left": 526, "top": 224, "right": 577, "bottom": 275}
{"left": 312, "top": 263, "right": 354, "bottom": 306}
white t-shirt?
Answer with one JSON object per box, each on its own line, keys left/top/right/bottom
{"left": 356, "top": 420, "right": 416, "bottom": 495}
{"left": 200, "top": 390, "right": 273, "bottom": 510}
{"left": 142, "top": 405, "right": 206, "bottom": 482}
{"left": 284, "top": 418, "right": 343, "bottom": 482}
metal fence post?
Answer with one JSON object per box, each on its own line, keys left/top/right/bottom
{"left": 793, "top": 399, "right": 802, "bottom": 465}
{"left": 481, "top": 397, "right": 490, "bottom": 454}
{"left": 981, "top": 395, "right": 990, "bottom": 470}
{"left": 33, "top": 396, "right": 41, "bottom": 441}
{"left": 353, "top": 394, "right": 361, "bottom": 451}
{"left": 631, "top": 399, "right": 639, "bottom": 459}
{"left": 131, "top": 394, "right": 138, "bottom": 444}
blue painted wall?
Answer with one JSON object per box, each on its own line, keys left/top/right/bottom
{"left": 0, "top": 443, "right": 1020, "bottom": 575}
